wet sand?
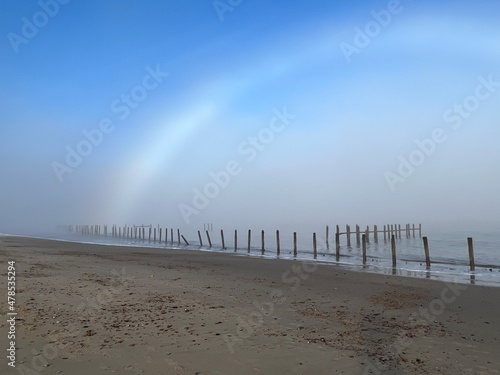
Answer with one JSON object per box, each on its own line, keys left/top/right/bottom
{"left": 0, "top": 236, "right": 499, "bottom": 374}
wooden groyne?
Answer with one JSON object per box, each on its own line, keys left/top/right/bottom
{"left": 62, "top": 223, "right": 481, "bottom": 272}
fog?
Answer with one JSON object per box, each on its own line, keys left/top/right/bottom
{"left": 1, "top": 0, "right": 500, "bottom": 237}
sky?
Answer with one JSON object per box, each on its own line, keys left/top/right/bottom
{"left": 1, "top": 0, "right": 499, "bottom": 236}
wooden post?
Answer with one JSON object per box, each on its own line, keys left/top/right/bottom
{"left": 423, "top": 236, "right": 431, "bottom": 268}
{"left": 247, "top": 230, "right": 251, "bottom": 253}
{"left": 335, "top": 226, "right": 340, "bottom": 251}
{"left": 391, "top": 235, "right": 397, "bottom": 267}
{"left": 165, "top": 228, "right": 167, "bottom": 243}
{"left": 398, "top": 224, "right": 401, "bottom": 239}
{"left": 198, "top": 231, "right": 203, "bottom": 246}
{"left": 148, "top": 227, "right": 151, "bottom": 242}
{"left": 142, "top": 227, "right": 145, "bottom": 241}
{"left": 419, "top": 223, "right": 422, "bottom": 238}
{"left": 261, "top": 230, "right": 265, "bottom": 255}
{"left": 171, "top": 228, "right": 173, "bottom": 243}
{"left": 346, "top": 224, "right": 351, "bottom": 247}
{"left": 467, "top": 237, "right": 475, "bottom": 271}
{"left": 181, "top": 235, "right": 189, "bottom": 246}
{"left": 313, "top": 233, "right": 317, "bottom": 259}
{"left": 177, "top": 229, "right": 181, "bottom": 244}
{"left": 293, "top": 232, "right": 297, "bottom": 257}
{"left": 362, "top": 234, "right": 367, "bottom": 264}
{"left": 154, "top": 228, "right": 156, "bottom": 242}
{"left": 206, "top": 230, "right": 212, "bottom": 248}
{"left": 383, "top": 225, "right": 386, "bottom": 241}
{"left": 234, "top": 230, "right": 237, "bottom": 252}
{"left": 276, "top": 230, "right": 280, "bottom": 256}
{"left": 221, "top": 229, "right": 226, "bottom": 249}
{"left": 335, "top": 233, "right": 340, "bottom": 261}
{"left": 134, "top": 227, "right": 137, "bottom": 239}
{"left": 159, "top": 227, "right": 162, "bottom": 242}
{"left": 412, "top": 224, "right": 415, "bottom": 238}
{"left": 356, "top": 225, "right": 360, "bottom": 246}
{"left": 326, "top": 225, "right": 329, "bottom": 250}
{"left": 365, "top": 226, "right": 369, "bottom": 243}
{"left": 374, "top": 225, "right": 378, "bottom": 243}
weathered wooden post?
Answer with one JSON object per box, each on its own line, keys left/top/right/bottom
{"left": 181, "top": 235, "right": 189, "bottom": 246}
{"left": 383, "top": 225, "right": 386, "bottom": 241}
{"left": 142, "top": 227, "right": 145, "bottom": 241}
{"left": 468, "top": 237, "right": 475, "bottom": 271}
{"left": 276, "top": 230, "right": 280, "bottom": 256}
{"left": 159, "top": 227, "right": 162, "bottom": 242}
{"left": 391, "top": 235, "right": 397, "bottom": 267}
{"left": 356, "top": 225, "right": 360, "bottom": 246}
{"left": 164, "top": 228, "right": 167, "bottom": 243}
{"left": 412, "top": 224, "right": 416, "bottom": 238}
{"left": 247, "top": 230, "right": 251, "bottom": 253}
{"left": 423, "top": 236, "right": 431, "bottom": 268}
{"left": 198, "top": 231, "right": 203, "bottom": 246}
{"left": 374, "top": 225, "right": 378, "bottom": 243}
{"left": 398, "top": 224, "right": 401, "bottom": 239}
{"left": 419, "top": 223, "right": 422, "bottom": 238}
{"left": 171, "top": 228, "right": 174, "bottom": 243}
{"left": 221, "top": 229, "right": 226, "bottom": 249}
{"left": 346, "top": 224, "right": 351, "bottom": 247}
{"left": 335, "top": 233, "right": 340, "bottom": 261}
{"left": 365, "top": 226, "right": 369, "bottom": 243}
{"left": 326, "top": 225, "right": 329, "bottom": 250}
{"left": 261, "top": 230, "right": 265, "bottom": 255}
{"left": 206, "top": 230, "right": 212, "bottom": 248}
{"left": 313, "top": 232, "right": 317, "bottom": 259}
{"left": 177, "top": 229, "right": 181, "bottom": 244}
{"left": 293, "top": 232, "right": 297, "bottom": 258}
{"left": 362, "top": 234, "right": 367, "bottom": 265}
{"left": 234, "top": 230, "right": 237, "bottom": 252}
{"left": 149, "top": 227, "right": 151, "bottom": 242}
{"left": 154, "top": 228, "right": 156, "bottom": 242}
{"left": 335, "top": 225, "right": 340, "bottom": 253}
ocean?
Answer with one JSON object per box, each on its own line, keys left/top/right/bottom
{"left": 4, "top": 227, "right": 500, "bottom": 286}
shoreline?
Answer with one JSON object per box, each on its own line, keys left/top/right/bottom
{"left": 3, "top": 233, "right": 500, "bottom": 287}
{"left": 1, "top": 236, "right": 499, "bottom": 374}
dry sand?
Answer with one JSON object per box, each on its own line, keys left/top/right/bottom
{"left": 0, "top": 236, "right": 499, "bottom": 374}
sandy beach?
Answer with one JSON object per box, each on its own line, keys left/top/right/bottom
{"left": 0, "top": 236, "right": 499, "bottom": 374}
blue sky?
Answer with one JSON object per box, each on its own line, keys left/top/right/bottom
{"left": 1, "top": 0, "right": 500, "bottom": 234}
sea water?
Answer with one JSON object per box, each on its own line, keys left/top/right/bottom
{"left": 6, "top": 228, "right": 500, "bottom": 287}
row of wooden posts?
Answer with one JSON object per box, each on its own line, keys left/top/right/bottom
{"left": 65, "top": 223, "right": 477, "bottom": 271}
{"left": 70, "top": 224, "right": 191, "bottom": 246}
